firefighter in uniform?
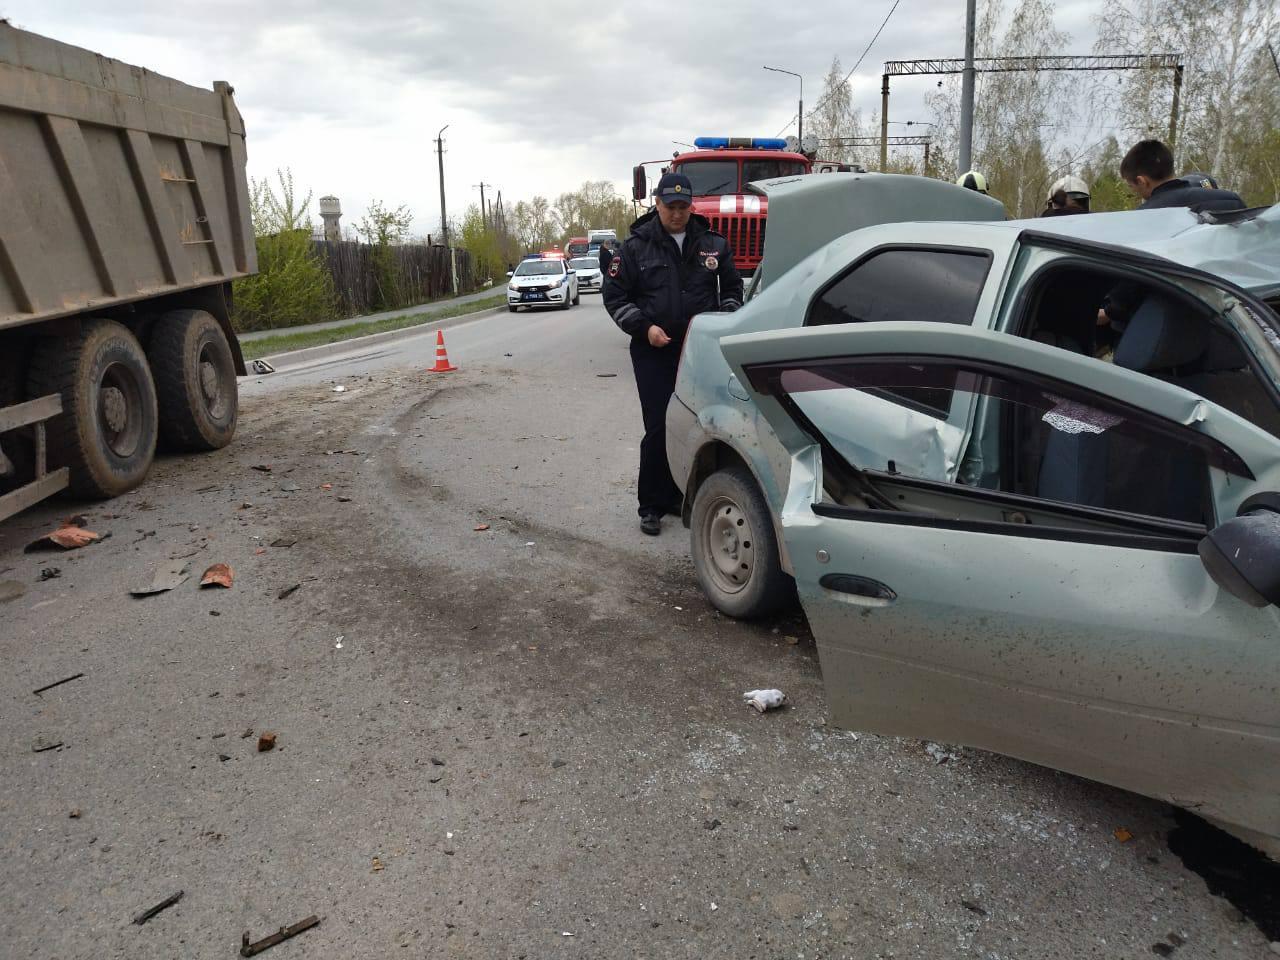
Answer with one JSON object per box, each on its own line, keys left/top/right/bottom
{"left": 603, "top": 172, "right": 743, "bottom": 536}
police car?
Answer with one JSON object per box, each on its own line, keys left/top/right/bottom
{"left": 569, "top": 256, "right": 603, "bottom": 293}
{"left": 507, "top": 254, "right": 580, "bottom": 312}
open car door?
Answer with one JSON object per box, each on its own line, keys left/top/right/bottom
{"left": 720, "top": 320, "right": 1280, "bottom": 855}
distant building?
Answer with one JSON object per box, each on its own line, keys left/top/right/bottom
{"left": 318, "top": 196, "right": 342, "bottom": 242}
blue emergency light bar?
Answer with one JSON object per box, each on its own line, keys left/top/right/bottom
{"left": 693, "top": 137, "right": 788, "bottom": 151}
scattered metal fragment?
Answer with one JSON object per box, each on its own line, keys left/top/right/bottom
{"left": 33, "top": 672, "right": 85, "bottom": 696}
{"left": 39, "top": 567, "right": 61, "bottom": 581}
{"left": 130, "top": 560, "right": 190, "bottom": 597}
{"left": 250, "top": 359, "right": 275, "bottom": 374}
{"left": 595, "top": 373, "right": 617, "bottom": 378}
{"left": 132, "top": 890, "right": 184, "bottom": 925}
{"left": 270, "top": 538, "right": 296, "bottom": 548}
{"left": 251, "top": 464, "right": 273, "bottom": 473}
{"left": 258, "top": 732, "right": 276, "bottom": 752}
{"left": 240, "top": 916, "right": 320, "bottom": 957}
{"left": 241, "top": 728, "right": 254, "bottom": 739}
{"left": 276, "top": 583, "right": 301, "bottom": 600}
{"left": 32, "top": 737, "right": 63, "bottom": 752}
{"left": 337, "top": 496, "right": 352, "bottom": 503}
{"left": 200, "top": 563, "right": 234, "bottom": 589}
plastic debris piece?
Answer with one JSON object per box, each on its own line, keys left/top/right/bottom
{"left": 130, "top": 561, "right": 190, "bottom": 597}
{"left": 371, "top": 856, "right": 385, "bottom": 872}
{"left": 251, "top": 359, "right": 275, "bottom": 374}
{"left": 743, "top": 689, "right": 787, "bottom": 713}
{"left": 331, "top": 385, "right": 346, "bottom": 393}
{"left": 1114, "top": 827, "right": 1134, "bottom": 843}
{"left": 200, "top": 563, "right": 234, "bottom": 589}
{"left": 925, "top": 742, "right": 959, "bottom": 764}
{"left": 258, "top": 732, "right": 276, "bottom": 752}
{"left": 321, "top": 483, "right": 332, "bottom": 491}
{"left": 474, "top": 524, "right": 490, "bottom": 532}
{"left": 25, "top": 524, "right": 100, "bottom": 552}
{"left": 334, "top": 635, "right": 344, "bottom": 649}
{"left": 32, "top": 736, "right": 63, "bottom": 752}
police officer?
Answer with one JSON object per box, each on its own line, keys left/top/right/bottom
{"left": 603, "top": 172, "right": 742, "bottom": 536}
{"left": 598, "top": 238, "right": 617, "bottom": 273}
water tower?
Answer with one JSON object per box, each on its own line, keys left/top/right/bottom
{"left": 318, "top": 196, "right": 342, "bottom": 242}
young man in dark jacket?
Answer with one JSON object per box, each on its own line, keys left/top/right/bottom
{"left": 1120, "top": 139, "right": 1246, "bottom": 212}
{"left": 602, "top": 172, "right": 743, "bottom": 536}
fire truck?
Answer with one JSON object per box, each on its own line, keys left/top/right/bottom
{"left": 631, "top": 136, "right": 858, "bottom": 273}
{"left": 566, "top": 237, "right": 589, "bottom": 258}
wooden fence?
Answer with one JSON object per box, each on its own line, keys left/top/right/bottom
{"left": 312, "top": 240, "right": 479, "bottom": 317}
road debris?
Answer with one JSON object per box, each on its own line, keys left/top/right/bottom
{"left": 250, "top": 359, "right": 275, "bottom": 374}
{"left": 960, "top": 899, "right": 988, "bottom": 916}
{"left": 32, "top": 736, "right": 63, "bottom": 752}
{"left": 200, "top": 563, "right": 234, "bottom": 589}
{"left": 704, "top": 819, "right": 721, "bottom": 831}
{"left": 743, "top": 689, "right": 786, "bottom": 713}
{"left": 1114, "top": 827, "right": 1134, "bottom": 843}
{"left": 279, "top": 481, "right": 301, "bottom": 493}
{"left": 270, "top": 538, "right": 296, "bottom": 548}
{"left": 331, "top": 384, "right": 347, "bottom": 393}
{"left": 0, "top": 580, "right": 25, "bottom": 603}
{"left": 240, "top": 915, "right": 320, "bottom": 957}
{"left": 925, "top": 742, "right": 959, "bottom": 765}
{"left": 334, "top": 636, "right": 344, "bottom": 649}
{"left": 371, "top": 856, "right": 385, "bottom": 872}
{"left": 130, "top": 561, "right": 190, "bottom": 597}
{"left": 596, "top": 373, "right": 617, "bottom": 378}
{"left": 473, "top": 524, "right": 490, "bottom": 532}
{"left": 277, "top": 583, "right": 301, "bottom": 600}
{"left": 24, "top": 523, "right": 100, "bottom": 552}
{"left": 251, "top": 464, "right": 272, "bottom": 473}
{"left": 321, "top": 483, "right": 332, "bottom": 490}
{"left": 39, "top": 567, "right": 61, "bottom": 581}
{"left": 69, "top": 809, "right": 81, "bottom": 818}
{"left": 258, "top": 732, "right": 277, "bottom": 752}
{"left": 132, "top": 890, "right": 184, "bottom": 925}
{"left": 33, "top": 672, "right": 85, "bottom": 696}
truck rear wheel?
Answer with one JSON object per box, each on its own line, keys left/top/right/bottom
{"left": 27, "top": 319, "right": 158, "bottom": 498}
{"left": 147, "top": 309, "right": 238, "bottom": 451}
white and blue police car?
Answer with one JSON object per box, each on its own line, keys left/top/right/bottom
{"left": 507, "top": 254, "right": 580, "bottom": 312}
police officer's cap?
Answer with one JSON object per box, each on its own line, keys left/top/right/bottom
{"left": 654, "top": 172, "right": 694, "bottom": 205}
{"left": 1181, "top": 171, "right": 1219, "bottom": 189}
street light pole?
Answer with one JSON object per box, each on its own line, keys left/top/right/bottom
{"left": 435, "top": 124, "right": 450, "bottom": 247}
{"left": 763, "top": 66, "right": 803, "bottom": 146}
{"left": 958, "top": 0, "right": 977, "bottom": 172}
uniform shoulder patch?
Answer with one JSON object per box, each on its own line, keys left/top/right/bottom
{"left": 608, "top": 258, "right": 621, "bottom": 278}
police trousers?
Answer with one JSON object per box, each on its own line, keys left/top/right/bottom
{"left": 629, "top": 337, "right": 683, "bottom": 518}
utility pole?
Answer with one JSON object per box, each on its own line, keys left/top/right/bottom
{"left": 764, "top": 66, "right": 803, "bottom": 146}
{"left": 474, "top": 182, "right": 492, "bottom": 229}
{"left": 957, "top": 0, "right": 977, "bottom": 173}
{"left": 435, "top": 125, "right": 450, "bottom": 247}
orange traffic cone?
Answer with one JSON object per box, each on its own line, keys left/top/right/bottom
{"left": 428, "top": 330, "right": 458, "bottom": 373}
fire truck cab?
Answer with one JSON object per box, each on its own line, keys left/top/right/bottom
{"left": 632, "top": 137, "right": 814, "bottom": 272}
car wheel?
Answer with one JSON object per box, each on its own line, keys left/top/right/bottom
{"left": 691, "top": 465, "right": 793, "bottom": 619}
{"left": 508, "top": 305, "right": 517, "bottom": 313}
{"left": 572, "top": 288, "right": 580, "bottom": 306}
{"left": 560, "top": 292, "right": 571, "bottom": 310}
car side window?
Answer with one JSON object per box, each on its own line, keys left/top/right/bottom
{"left": 756, "top": 357, "right": 1249, "bottom": 527}
{"left": 806, "top": 248, "right": 991, "bottom": 328}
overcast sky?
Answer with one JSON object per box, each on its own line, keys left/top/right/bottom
{"left": 5, "top": 0, "right": 1104, "bottom": 237}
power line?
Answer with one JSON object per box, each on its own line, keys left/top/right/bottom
{"left": 774, "top": 0, "right": 901, "bottom": 137}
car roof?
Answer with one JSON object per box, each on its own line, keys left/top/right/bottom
{"left": 752, "top": 173, "right": 1279, "bottom": 299}
{"left": 750, "top": 173, "right": 1007, "bottom": 287}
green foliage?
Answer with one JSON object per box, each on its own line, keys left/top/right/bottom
{"left": 356, "top": 200, "right": 414, "bottom": 310}
{"left": 458, "top": 204, "right": 505, "bottom": 282}
{"left": 233, "top": 168, "right": 335, "bottom": 332}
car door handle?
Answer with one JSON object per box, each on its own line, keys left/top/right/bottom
{"left": 818, "top": 574, "right": 897, "bottom": 606}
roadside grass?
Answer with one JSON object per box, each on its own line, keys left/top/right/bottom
{"left": 240, "top": 293, "right": 507, "bottom": 361}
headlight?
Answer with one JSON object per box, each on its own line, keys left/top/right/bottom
{"left": 509, "top": 282, "right": 519, "bottom": 291}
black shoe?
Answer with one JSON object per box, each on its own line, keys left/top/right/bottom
{"left": 640, "top": 513, "right": 661, "bottom": 536}
{"left": 663, "top": 500, "right": 683, "bottom": 518}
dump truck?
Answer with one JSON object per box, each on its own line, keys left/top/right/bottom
{"left": 0, "top": 24, "right": 256, "bottom": 522}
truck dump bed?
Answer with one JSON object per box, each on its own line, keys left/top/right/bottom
{"left": 0, "top": 23, "right": 256, "bottom": 332}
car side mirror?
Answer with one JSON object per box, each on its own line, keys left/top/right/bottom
{"left": 632, "top": 165, "right": 647, "bottom": 202}
{"left": 1198, "top": 502, "right": 1280, "bottom": 607}
{"left": 506, "top": 271, "right": 514, "bottom": 278}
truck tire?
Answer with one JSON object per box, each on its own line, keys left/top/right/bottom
{"left": 27, "top": 319, "right": 158, "bottom": 498}
{"left": 690, "top": 465, "right": 794, "bottom": 619}
{"left": 147, "top": 309, "right": 237, "bottom": 451}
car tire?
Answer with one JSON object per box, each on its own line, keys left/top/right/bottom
{"left": 572, "top": 289, "right": 580, "bottom": 306}
{"left": 560, "top": 291, "right": 571, "bottom": 311}
{"left": 691, "top": 465, "right": 793, "bottom": 619}
{"left": 27, "top": 318, "right": 158, "bottom": 498}
{"left": 147, "top": 309, "right": 237, "bottom": 451}
{"left": 508, "top": 305, "right": 517, "bottom": 313}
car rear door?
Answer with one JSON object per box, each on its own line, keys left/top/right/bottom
{"left": 721, "top": 320, "right": 1280, "bottom": 849}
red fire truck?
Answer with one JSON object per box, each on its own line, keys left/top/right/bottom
{"left": 632, "top": 137, "right": 849, "bottom": 272}
{"left": 566, "top": 236, "right": 589, "bottom": 257}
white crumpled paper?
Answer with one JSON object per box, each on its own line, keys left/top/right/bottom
{"left": 743, "top": 688, "right": 787, "bottom": 713}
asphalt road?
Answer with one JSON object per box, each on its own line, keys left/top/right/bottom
{"left": 1, "top": 293, "right": 1276, "bottom": 958}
